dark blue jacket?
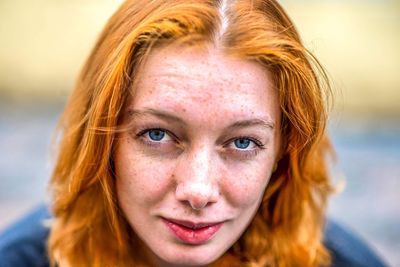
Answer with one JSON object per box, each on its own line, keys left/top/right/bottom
{"left": 0, "top": 205, "right": 388, "bottom": 267}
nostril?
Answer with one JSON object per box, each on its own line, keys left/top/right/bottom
{"left": 175, "top": 182, "right": 219, "bottom": 210}
{"left": 189, "top": 195, "right": 210, "bottom": 210}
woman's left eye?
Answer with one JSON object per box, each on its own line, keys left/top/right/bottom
{"left": 231, "top": 138, "right": 259, "bottom": 150}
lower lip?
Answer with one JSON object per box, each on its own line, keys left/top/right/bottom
{"left": 163, "top": 219, "right": 223, "bottom": 245}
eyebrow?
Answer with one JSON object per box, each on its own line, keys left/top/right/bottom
{"left": 127, "top": 108, "right": 274, "bottom": 130}
{"left": 227, "top": 119, "right": 275, "bottom": 131}
{"left": 127, "top": 108, "right": 187, "bottom": 126}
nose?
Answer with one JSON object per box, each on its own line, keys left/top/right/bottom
{"left": 175, "top": 145, "right": 219, "bottom": 210}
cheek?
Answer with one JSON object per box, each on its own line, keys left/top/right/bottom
{"left": 221, "top": 160, "right": 273, "bottom": 208}
{"left": 114, "top": 138, "right": 175, "bottom": 206}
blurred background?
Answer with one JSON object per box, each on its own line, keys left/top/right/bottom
{"left": 0, "top": 0, "right": 399, "bottom": 265}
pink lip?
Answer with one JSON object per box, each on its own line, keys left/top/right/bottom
{"left": 162, "top": 218, "right": 223, "bottom": 245}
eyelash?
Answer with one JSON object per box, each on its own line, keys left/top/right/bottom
{"left": 136, "top": 128, "right": 178, "bottom": 147}
{"left": 135, "top": 128, "right": 265, "bottom": 157}
{"left": 226, "top": 136, "right": 264, "bottom": 148}
{"left": 223, "top": 136, "right": 265, "bottom": 159}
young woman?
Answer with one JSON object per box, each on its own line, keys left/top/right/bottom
{"left": 0, "top": 1, "right": 388, "bottom": 266}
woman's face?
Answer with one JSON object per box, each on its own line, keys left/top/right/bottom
{"left": 115, "top": 43, "right": 281, "bottom": 266}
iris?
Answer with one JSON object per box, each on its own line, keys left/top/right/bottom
{"left": 148, "top": 129, "right": 166, "bottom": 141}
{"left": 234, "top": 138, "right": 251, "bottom": 149}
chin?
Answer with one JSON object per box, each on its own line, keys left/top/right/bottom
{"left": 159, "top": 256, "right": 218, "bottom": 267}
{"left": 153, "top": 244, "right": 224, "bottom": 267}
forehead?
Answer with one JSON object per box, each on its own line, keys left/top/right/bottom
{"left": 130, "top": 44, "right": 279, "bottom": 123}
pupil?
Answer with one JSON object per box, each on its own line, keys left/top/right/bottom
{"left": 235, "top": 139, "right": 250, "bottom": 149}
{"left": 149, "top": 130, "right": 165, "bottom": 141}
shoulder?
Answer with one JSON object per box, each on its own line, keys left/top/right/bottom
{"left": 0, "top": 204, "right": 50, "bottom": 267}
{"left": 324, "top": 218, "right": 388, "bottom": 267}
{"left": 0, "top": 207, "right": 389, "bottom": 267}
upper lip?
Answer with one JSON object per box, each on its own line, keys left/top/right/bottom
{"left": 163, "top": 218, "right": 223, "bottom": 230}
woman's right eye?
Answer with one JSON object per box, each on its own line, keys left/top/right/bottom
{"left": 134, "top": 128, "right": 182, "bottom": 155}
{"left": 139, "top": 129, "right": 173, "bottom": 143}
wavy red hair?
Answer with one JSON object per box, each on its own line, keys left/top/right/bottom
{"left": 49, "top": 0, "right": 334, "bottom": 266}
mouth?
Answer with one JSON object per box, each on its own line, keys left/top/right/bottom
{"left": 162, "top": 218, "right": 224, "bottom": 245}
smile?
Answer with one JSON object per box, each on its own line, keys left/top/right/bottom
{"left": 162, "top": 218, "right": 224, "bottom": 245}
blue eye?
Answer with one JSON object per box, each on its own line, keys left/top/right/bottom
{"left": 148, "top": 129, "right": 166, "bottom": 141}
{"left": 234, "top": 138, "right": 252, "bottom": 149}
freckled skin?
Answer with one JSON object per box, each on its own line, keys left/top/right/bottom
{"left": 115, "top": 44, "right": 281, "bottom": 267}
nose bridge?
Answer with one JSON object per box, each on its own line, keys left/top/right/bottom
{"left": 190, "top": 144, "right": 212, "bottom": 181}
{"left": 175, "top": 143, "right": 219, "bottom": 210}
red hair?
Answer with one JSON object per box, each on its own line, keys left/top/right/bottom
{"left": 49, "top": 1, "right": 334, "bottom": 266}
